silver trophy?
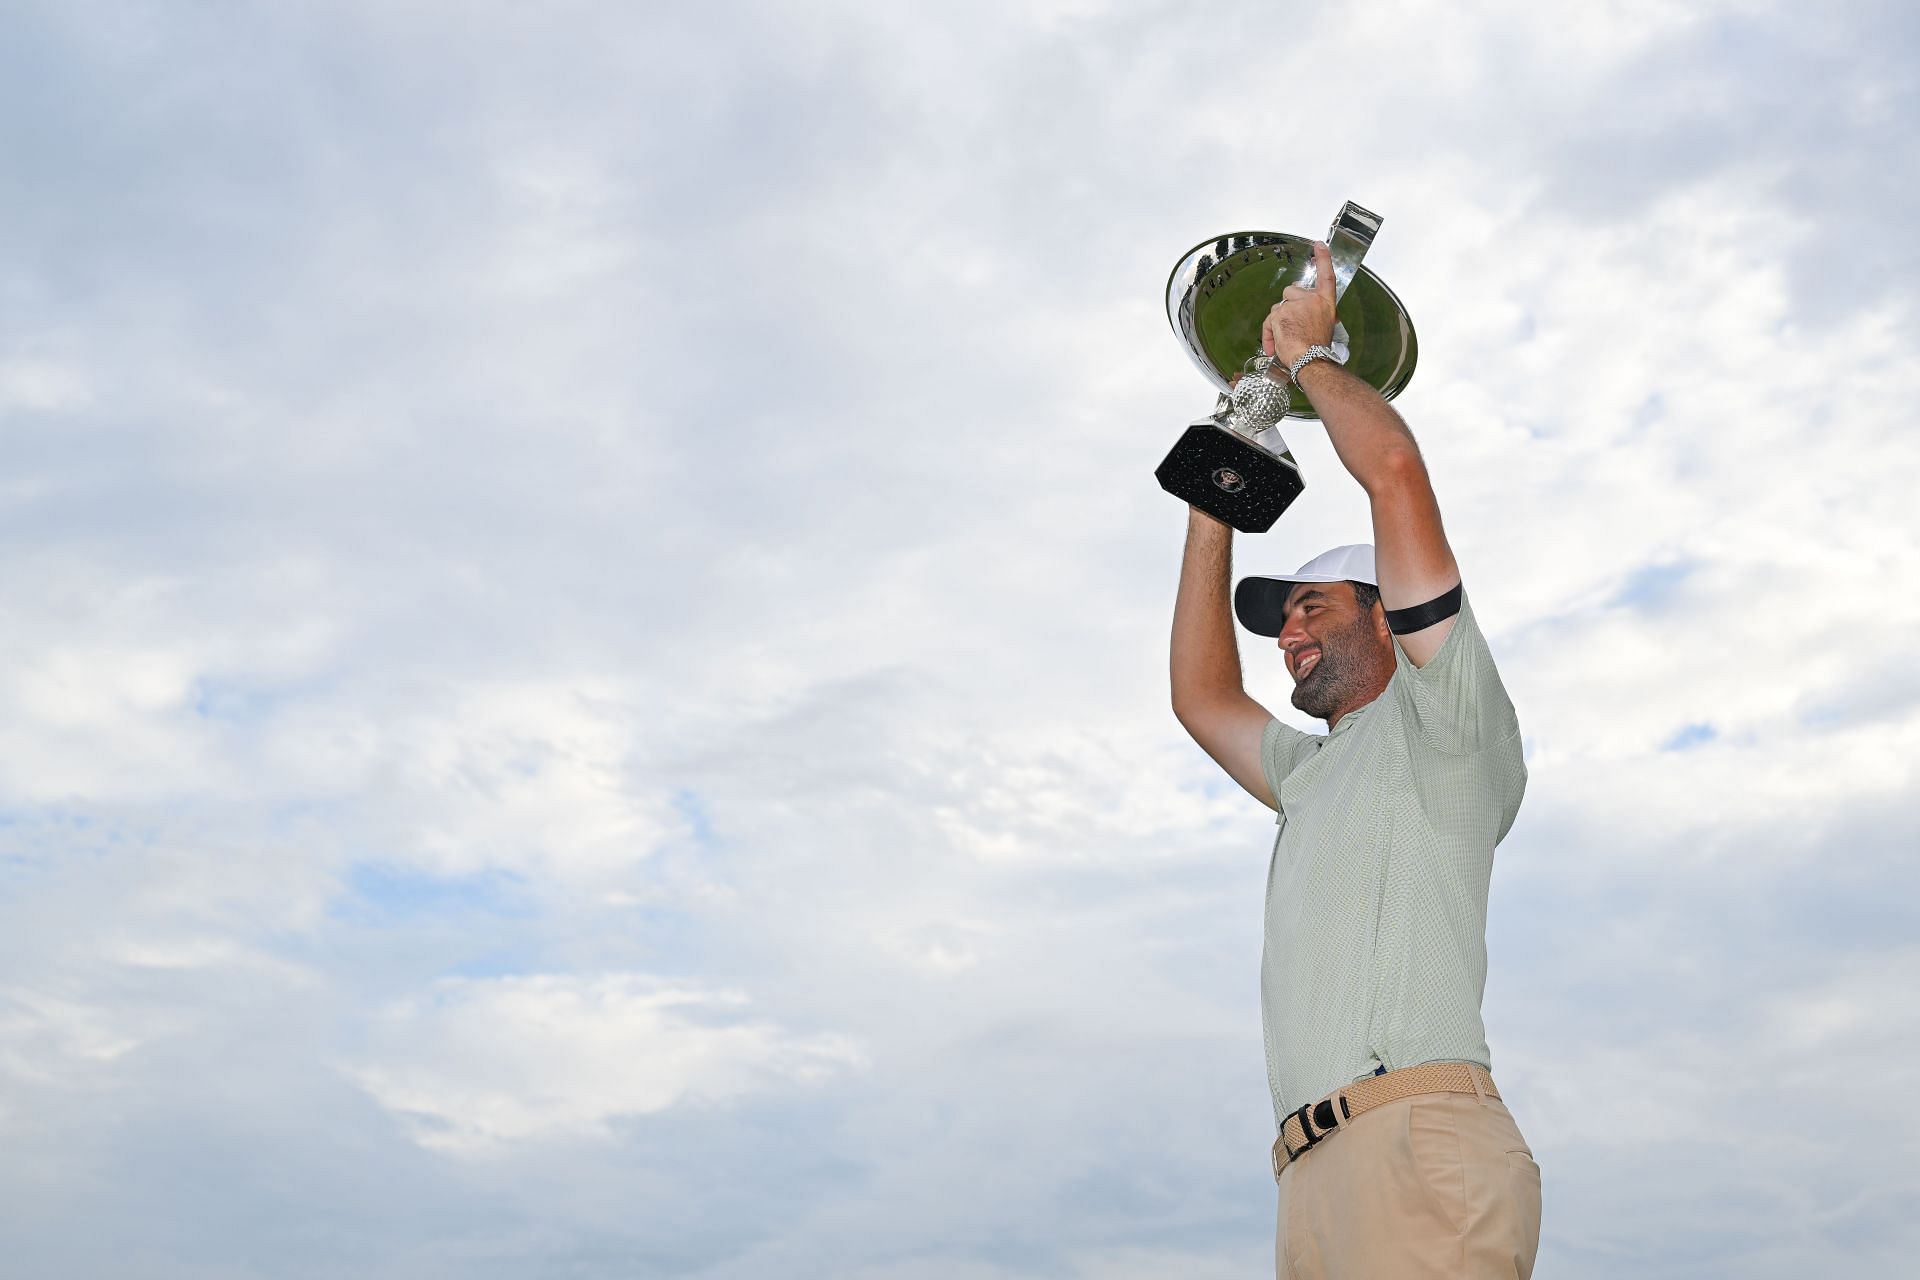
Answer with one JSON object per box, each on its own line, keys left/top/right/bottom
{"left": 1155, "top": 202, "right": 1418, "bottom": 532}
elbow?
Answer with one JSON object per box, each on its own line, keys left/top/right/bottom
{"left": 1170, "top": 686, "right": 1209, "bottom": 732}
{"left": 1363, "top": 446, "right": 1430, "bottom": 500}
{"left": 1171, "top": 698, "right": 1212, "bottom": 743}
{"left": 1170, "top": 686, "right": 1230, "bottom": 733}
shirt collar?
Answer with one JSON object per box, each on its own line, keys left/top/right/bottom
{"left": 1328, "top": 693, "right": 1381, "bottom": 737}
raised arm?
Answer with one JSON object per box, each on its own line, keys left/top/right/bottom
{"left": 1262, "top": 240, "right": 1462, "bottom": 666}
{"left": 1170, "top": 506, "right": 1278, "bottom": 808}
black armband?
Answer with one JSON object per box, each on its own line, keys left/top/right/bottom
{"left": 1385, "top": 583, "right": 1463, "bottom": 635}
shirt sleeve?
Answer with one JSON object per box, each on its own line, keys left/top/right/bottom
{"left": 1389, "top": 592, "right": 1521, "bottom": 755}
{"left": 1261, "top": 716, "right": 1319, "bottom": 801}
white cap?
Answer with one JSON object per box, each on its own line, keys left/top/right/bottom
{"left": 1233, "top": 543, "right": 1377, "bottom": 637}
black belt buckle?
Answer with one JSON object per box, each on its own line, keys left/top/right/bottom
{"left": 1284, "top": 1096, "right": 1347, "bottom": 1163}
{"left": 1284, "top": 1103, "right": 1318, "bottom": 1162}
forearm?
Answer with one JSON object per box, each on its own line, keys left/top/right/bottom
{"left": 1295, "top": 359, "right": 1459, "bottom": 610}
{"left": 1170, "top": 506, "right": 1245, "bottom": 711}
{"left": 1293, "top": 359, "right": 1424, "bottom": 497}
{"left": 1263, "top": 240, "right": 1459, "bottom": 641}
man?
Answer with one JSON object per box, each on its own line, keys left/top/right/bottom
{"left": 1169, "top": 241, "right": 1540, "bottom": 1278}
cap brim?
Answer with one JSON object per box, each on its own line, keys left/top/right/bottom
{"left": 1234, "top": 572, "right": 1362, "bottom": 636}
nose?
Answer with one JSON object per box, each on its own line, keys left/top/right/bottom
{"left": 1277, "top": 608, "right": 1309, "bottom": 655}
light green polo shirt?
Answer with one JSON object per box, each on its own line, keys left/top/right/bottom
{"left": 1257, "top": 594, "right": 1525, "bottom": 1125}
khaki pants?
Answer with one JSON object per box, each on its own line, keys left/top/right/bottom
{"left": 1275, "top": 1090, "right": 1542, "bottom": 1279}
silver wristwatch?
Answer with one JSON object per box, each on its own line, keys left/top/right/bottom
{"left": 1287, "top": 344, "right": 1341, "bottom": 382}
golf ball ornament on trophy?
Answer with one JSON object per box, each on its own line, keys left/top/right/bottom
{"left": 1155, "top": 202, "right": 1419, "bottom": 533}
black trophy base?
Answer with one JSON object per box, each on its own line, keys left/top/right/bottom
{"left": 1155, "top": 422, "right": 1305, "bottom": 533}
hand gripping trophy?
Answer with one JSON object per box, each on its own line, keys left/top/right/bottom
{"left": 1155, "top": 202, "right": 1418, "bottom": 532}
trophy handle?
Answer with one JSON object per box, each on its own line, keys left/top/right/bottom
{"left": 1300, "top": 201, "right": 1382, "bottom": 302}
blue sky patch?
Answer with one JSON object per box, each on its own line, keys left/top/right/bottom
{"left": 337, "top": 863, "right": 533, "bottom": 922}
{"left": 1661, "top": 722, "right": 1719, "bottom": 752}
{"left": 1612, "top": 559, "right": 1696, "bottom": 611}
{"left": 673, "top": 788, "right": 715, "bottom": 847}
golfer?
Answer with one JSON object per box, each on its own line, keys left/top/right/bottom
{"left": 1170, "top": 241, "right": 1541, "bottom": 1278}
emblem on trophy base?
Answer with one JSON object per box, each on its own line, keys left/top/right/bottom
{"left": 1155, "top": 202, "right": 1419, "bottom": 533}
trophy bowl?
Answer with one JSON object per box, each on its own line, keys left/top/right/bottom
{"left": 1156, "top": 205, "right": 1419, "bottom": 532}
{"left": 1165, "top": 230, "right": 1418, "bottom": 418}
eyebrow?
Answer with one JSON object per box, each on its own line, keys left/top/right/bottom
{"left": 1287, "top": 587, "right": 1332, "bottom": 612}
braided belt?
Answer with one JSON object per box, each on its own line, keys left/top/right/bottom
{"left": 1271, "top": 1062, "right": 1500, "bottom": 1181}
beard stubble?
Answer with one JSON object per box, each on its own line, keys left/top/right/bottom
{"left": 1290, "top": 611, "right": 1382, "bottom": 721}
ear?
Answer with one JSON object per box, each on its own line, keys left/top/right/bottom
{"left": 1370, "top": 599, "right": 1392, "bottom": 646}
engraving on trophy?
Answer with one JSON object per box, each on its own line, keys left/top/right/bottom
{"left": 1212, "top": 467, "right": 1247, "bottom": 494}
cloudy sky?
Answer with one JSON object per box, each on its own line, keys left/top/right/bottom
{"left": 1, "top": 1, "right": 1915, "bottom": 1276}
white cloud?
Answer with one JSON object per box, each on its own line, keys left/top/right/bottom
{"left": 0, "top": 355, "right": 92, "bottom": 412}
{"left": 0, "top": 987, "right": 144, "bottom": 1085}
{"left": 349, "top": 678, "right": 676, "bottom": 885}
{"left": 350, "top": 974, "right": 865, "bottom": 1155}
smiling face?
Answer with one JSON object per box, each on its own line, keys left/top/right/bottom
{"left": 1277, "top": 581, "right": 1396, "bottom": 725}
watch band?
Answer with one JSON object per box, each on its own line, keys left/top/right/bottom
{"left": 1287, "top": 344, "right": 1341, "bottom": 382}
